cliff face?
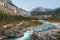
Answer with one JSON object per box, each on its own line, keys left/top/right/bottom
{"left": 0, "top": 0, "right": 30, "bottom": 16}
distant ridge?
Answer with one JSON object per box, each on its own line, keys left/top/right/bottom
{"left": 30, "top": 7, "right": 60, "bottom": 19}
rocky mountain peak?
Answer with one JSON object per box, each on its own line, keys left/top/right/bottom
{"left": 32, "top": 7, "right": 51, "bottom": 12}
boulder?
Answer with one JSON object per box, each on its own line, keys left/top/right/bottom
{"left": 3, "top": 29, "right": 23, "bottom": 38}
{"left": 30, "top": 33, "right": 40, "bottom": 40}
{"left": 0, "top": 34, "right": 7, "bottom": 40}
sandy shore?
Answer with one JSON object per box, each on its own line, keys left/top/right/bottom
{"left": 49, "top": 22, "right": 60, "bottom": 28}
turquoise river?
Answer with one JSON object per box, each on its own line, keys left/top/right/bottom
{"left": 7, "top": 23, "right": 55, "bottom": 40}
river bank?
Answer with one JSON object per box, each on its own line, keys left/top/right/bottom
{"left": 49, "top": 22, "right": 60, "bottom": 28}
{"left": 6, "top": 23, "right": 56, "bottom": 40}
{"left": 0, "top": 20, "right": 43, "bottom": 40}
{"left": 31, "top": 21, "right": 60, "bottom": 40}
{"left": 0, "top": 20, "right": 60, "bottom": 40}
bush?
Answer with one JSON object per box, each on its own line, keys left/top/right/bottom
{"left": 20, "top": 20, "right": 43, "bottom": 28}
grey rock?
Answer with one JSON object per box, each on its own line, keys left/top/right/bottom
{"left": 0, "top": 34, "right": 7, "bottom": 40}
{"left": 30, "top": 33, "right": 40, "bottom": 40}
{"left": 2, "top": 26, "right": 24, "bottom": 38}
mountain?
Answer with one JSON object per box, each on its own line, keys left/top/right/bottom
{"left": 30, "top": 7, "right": 52, "bottom": 16}
{"left": 30, "top": 7, "right": 60, "bottom": 19}
{"left": 17, "top": 8, "right": 30, "bottom": 16}
{"left": 32, "top": 7, "right": 51, "bottom": 12}
{"left": 0, "top": 0, "right": 30, "bottom": 16}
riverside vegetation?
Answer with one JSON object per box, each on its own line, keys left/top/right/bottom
{"left": 0, "top": 9, "right": 43, "bottom": 39}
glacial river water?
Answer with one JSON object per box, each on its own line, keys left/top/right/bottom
{"left": 7, "top": 23, "right": 55, "bottom": 40}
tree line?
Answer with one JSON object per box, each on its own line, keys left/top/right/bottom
{"left": 0, "top": 10, "right": 36, "bottom": 25}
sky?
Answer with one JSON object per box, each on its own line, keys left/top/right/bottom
{"left": 11, "top": 0, "right": 60, "bottom": 11}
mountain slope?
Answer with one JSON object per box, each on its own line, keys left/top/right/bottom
{"left": 32, "top": 7, "right": 51, "bottom": 12}
{"left": 30, "top": 7, "right": 60, "bottom": 19}
{"left": 0, "top": 0, "right": 30, "bottom": 16}
{"left": 31, "top": 7, "right": 52, "bottom": 16}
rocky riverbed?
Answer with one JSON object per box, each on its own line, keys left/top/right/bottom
{"left": 30, "top": 29, "right": 60, "bottom": 40}
{"left": 0, "top": 25, "right": 24, "bottom": 40}
{"left": 30, "top": 22, "right": 60, "bottom": 40}
{"left": 0, "top": 20, "right": 42, "bottom": 40}
{"left": 0, "top": 21, "right": 60, "bottom": 40}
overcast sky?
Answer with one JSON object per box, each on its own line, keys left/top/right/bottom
{"left": 11, "top": 0, "right": 60, "bottom": 11}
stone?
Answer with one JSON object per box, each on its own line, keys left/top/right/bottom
{"left": 3, "top": 29, "right": 23, "bottom": 38}
{"left": 30, "top": 33, "right": 40, "bottom": 40}
{"left": 0, "top": 34, "right": 7, "bottom": 40}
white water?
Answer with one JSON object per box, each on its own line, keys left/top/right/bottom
{"left": 7, "top": 23, "right": 55, "bottom": 40}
